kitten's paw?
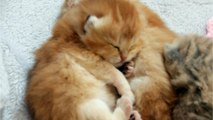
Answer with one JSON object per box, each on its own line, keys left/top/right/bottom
{"left": 117, "top": 96, "right": 133, "bottom": 118}
{"left": 129, "top": 111, "right": 142, "bottom": 120}
{"left": 118, "top": 61, "right": 135, "bottom": 78}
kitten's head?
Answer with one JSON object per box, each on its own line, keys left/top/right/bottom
{"left": 164, "top": 42, "right": 190, "bottom": 96}
{"left": 163, "top": 36, "right": 205, "bottom": 100}
{"left": 61, "top": 0, "right": 145, "bottom": 67}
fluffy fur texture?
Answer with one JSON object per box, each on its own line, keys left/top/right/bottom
{"left": 65, "top": 0, "right": 178, "bottom": 119}
{"left": 164, "top": 35, "right": 213, "bottom": 120}
{"left": 118, "top": 2, "right": 178, "bottom": 120}
{"left": 76, "top": 1, "right": 178, "bottom": 119}
{"left": 26, "top": 0, "right": 145, "bottom": 120}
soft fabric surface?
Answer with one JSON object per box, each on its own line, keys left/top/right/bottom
{"left": 0, "top": 0, "right": 213, "bottom": 119}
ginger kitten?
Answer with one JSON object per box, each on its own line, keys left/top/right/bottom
{"left": 58, "top": 0, "right": 178, "bottom": 119}
{"left": 164, "top": 35, "right": 213, "bottom": 120}
{"left": 69, "top": 0, "right": 178, "bottom": 119}
{"left": 26, "top": 0, "right": 145, "bottom": 120}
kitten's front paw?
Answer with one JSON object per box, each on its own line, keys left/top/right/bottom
{"left": 130, "top": 111, "right": 142, "bottom": 120}
{"left": 117, "top": 96, "right": 133, "bottom": 118}
{"left": 118, "top": 61, "right": 135, "bottom": 78}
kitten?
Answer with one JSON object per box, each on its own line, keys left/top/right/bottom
{"left": 26, "top": 0, "right": 144, "bottom": 120}
{"left": 164, "top": 35, "right": 213, "bottom": 120}
{"left": 61, "top": 0, "right": 178, "bottom": 119}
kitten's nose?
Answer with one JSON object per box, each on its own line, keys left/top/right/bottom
{"left": 120, "top": 52, "right": 128, "bottom": 61}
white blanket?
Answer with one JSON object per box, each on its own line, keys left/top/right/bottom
{"left": 0, "top": 0, "right": 213, "bottom": 119}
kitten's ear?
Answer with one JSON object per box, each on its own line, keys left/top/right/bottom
{"left": 66, "top": 0, "right": 80, "bottom": 8}
{"left": 84, "top": 16, "right": 98, "bottom": 32}
{"left": 60, "top": 0, "right": 80, "bottom": 17}
{"left": 84, "top": 15, "right": 111, "bottom": 33}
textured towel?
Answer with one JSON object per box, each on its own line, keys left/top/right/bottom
{"left": 0, "top": 0, "right": 213, "bottom": 120}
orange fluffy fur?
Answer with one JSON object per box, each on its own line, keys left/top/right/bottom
{"left": 70, "top": 0, "right": 178, "bottom": 119}
{"left": 26, "top": 0, "right": 145, "bottom": 120}
{"left": 65, "top": 0, "right": 178, "bottom": 119}
{"left": 26, "top": 0, "right": 178, "bottom": 119}
{"left": 128, "top": 1, "right": 178, "bottom": 120}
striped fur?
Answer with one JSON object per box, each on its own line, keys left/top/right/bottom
{"left": 164, "top": 35, "right": 213, "bottom": 120}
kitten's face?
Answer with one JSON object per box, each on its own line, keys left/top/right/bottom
{"left": 82, "top": 15, "right": 143, "bottom": 67}
{"left": 164, "top": 44, "right": 196, "bottom": 100}
{"left": 66, "top": 0, "right": 144, "bottom": 67}
{"left": 163, "top": 40, "right": 203, "bottom": 101}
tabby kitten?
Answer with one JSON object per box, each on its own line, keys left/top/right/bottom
{"left": 26, "top": 0, "right": 145, "bottom": 120}
{"left": 164, "top": 35, "right": 213, "bottom": 120}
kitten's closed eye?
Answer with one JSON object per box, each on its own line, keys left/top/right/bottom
{"left": 110, "top": 44, "right": 128, "bottom": 62}
{"left": 111, "top": 44, "right": 119, "bottom": 50}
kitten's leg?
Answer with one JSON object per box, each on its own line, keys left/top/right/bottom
{"left": 79, "top": 99, "right": 132, "bottom": 120}
{"left": 110, "top": 70, "right": 135, "bottom": 104}
{"left": 116, "top": 96, "right": 132, "bottom": 118}
{"left": 65, "top": 54, "right": 134, "bottom": 120}
{"left": 71, "top": 54, "right": 135, "bottom": 104}
{"left": 74, "top": 56, "right": 135, "bottom": 117}
{"left": 117, "top": 96, "right": 142, "bottom": 120}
